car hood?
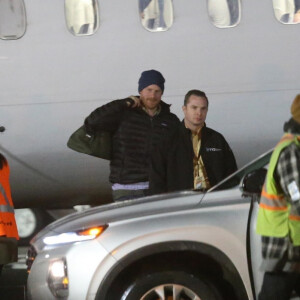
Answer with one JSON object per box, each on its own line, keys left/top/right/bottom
{"left": 32, "top": 190, "right": 204, "bottom": 244}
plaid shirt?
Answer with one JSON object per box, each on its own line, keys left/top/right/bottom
{"left": 261, "top": 142, "right": 300, "bottom": 272}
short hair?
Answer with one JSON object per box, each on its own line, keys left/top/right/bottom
{"left": 184, "top": 89, "right": 209, "bottom": 107}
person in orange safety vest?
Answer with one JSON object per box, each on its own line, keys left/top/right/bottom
{"left": 0, "top": 153, "right": 19, "bottom": 276}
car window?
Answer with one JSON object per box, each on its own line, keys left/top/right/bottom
{"left": 210, "top": 149, "right": 272, "bottom": 192}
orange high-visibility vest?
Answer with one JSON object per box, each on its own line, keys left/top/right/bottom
{"left": 0, "top": 158, "right": 19, "bottom": 239}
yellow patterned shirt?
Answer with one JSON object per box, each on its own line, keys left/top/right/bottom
{"left": 191, "top": 128, "right": 211, "bottom": 190}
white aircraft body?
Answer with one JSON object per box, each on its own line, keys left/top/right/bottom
{"left": 0, "top": 0, "right": 299, "bottom": 239}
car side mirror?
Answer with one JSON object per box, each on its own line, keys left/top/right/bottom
{"left": 240, "top": 168, "right": 267, "bottom": 195}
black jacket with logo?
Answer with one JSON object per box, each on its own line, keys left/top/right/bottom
{"left": 84, "top": 98, "right": 179, "bottom": 184}
{"left": 149, "top": 121, "right": 237, "bottom": 194}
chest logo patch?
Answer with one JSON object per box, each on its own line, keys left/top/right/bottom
{"left": 206, "top": 147, "right": 222, "bottom": 152}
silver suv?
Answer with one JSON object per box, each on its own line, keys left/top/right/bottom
{"left": 27, "top": 150, "right": 271, "bottom": 300}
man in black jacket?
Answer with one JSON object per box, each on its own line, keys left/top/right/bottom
{"left": 84, "top": 70, "right": 179, "bottom": 201}
{"left": 149, "top": 89, "right": 237, "bottom": 195}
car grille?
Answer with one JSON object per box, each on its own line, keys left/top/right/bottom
{"left": 26, "top": 245, "right": 37, "bottom": 273}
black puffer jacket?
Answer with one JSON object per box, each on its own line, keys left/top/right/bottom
{"left": 149, "top": 121, "right": 237, "bottom": 194}
{"left": 84, "top": 98, "right": 179, "bottom": 184}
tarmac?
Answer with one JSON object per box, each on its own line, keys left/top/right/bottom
{"left": 0, "top": 247, "right": 28, "bottom": 300}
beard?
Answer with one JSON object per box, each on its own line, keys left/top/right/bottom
{"left": 142, "top": 97, "right": 160, "bottom": 109}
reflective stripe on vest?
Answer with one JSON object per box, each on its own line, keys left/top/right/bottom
{"left": 260, "top": 189, "right": 286, "bottom": 210}
{"left": 256, "top": 133, "right": 300, "bottom": 245}
{"left": 0, "top": 183, "right": 15, "bottom": 213}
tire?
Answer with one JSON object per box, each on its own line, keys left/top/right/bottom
{"left": 15, "top": 208, "right": 54, "bottom": 246}
{"left": 119, "top": 271, "right": 223, "bottom": 300}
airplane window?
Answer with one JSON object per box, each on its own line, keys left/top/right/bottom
{"left": 65, "top": 0, "right": 99, "bottom": 36}
{"left": 0, "top": 0, "right": 26, "bottom": 40}
{"left": 139, "top": 0, "right": 173, "bottom": 32}
{"left": 207, "top": 0, "right": 241, "bottom": 28}
{"left": 272, "top": 0, "right": 300, "bottom": 24}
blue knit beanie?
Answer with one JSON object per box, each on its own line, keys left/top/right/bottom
{"left": 138, "top": 70, "right": 165, "bottom": 93}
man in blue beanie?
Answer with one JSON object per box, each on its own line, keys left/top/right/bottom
{"left": 84, "top": 70, "right": 179, "bottom": 201}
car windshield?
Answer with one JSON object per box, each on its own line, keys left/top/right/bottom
{"left": 209, "top": 149, "right": 273, "bottom": 192}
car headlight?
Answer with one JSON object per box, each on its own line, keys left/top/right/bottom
{"left": 48, "top": 258, "right": 69, "bottom": 298}
{"left": 43, "top": 225, "right": 108, "bottom": 246}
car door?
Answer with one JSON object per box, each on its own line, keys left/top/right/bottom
{"left": 248, "top": 193, "right": 264, "bottom": 299}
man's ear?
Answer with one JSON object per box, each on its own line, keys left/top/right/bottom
{"left": 182, "top": 105, "right": 186, "bottom": 113}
